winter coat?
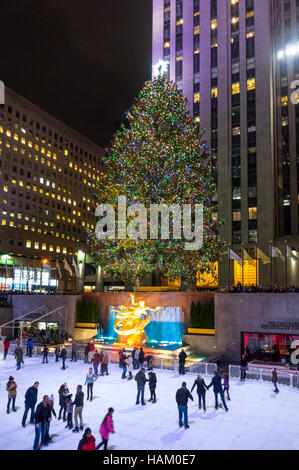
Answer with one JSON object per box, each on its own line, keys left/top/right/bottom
{"left": 60, "top": 348, "right": 67, "bottom": 359}
{"left": 127, "top": 356, "right": 134, "bottom": 372}
{"left": 6, "top": 380, "right": 17, "bottom": 398}
{"left": 59, "top": 389, "right": 69, "bottom": 407}
{"left": 55, "top": 347, "right": 60, "bottom": 356}
{"left": 191, "top": 378, "right": 208, "bottom": 394}
{"left": 100, "top": 414, "right": 114, "bottom": 440}
{"left": 43, "top": 347, "right": 48, "bottom": 356}
{"left": 148, "top": 373, "right": 157, "bottom": 390}
{"left": 84, "top": 345, "right": 90, "bottom": 355}
{"left": 138, "top": 350, "right": 145, "bottom": 364}
{"left": 25, "top": 386, "right": 38, "bottom": 407}
{"left": 3, "top": 341, "right": 10, "bottom": 350}
{"left": 223, "top": 376, "right": 229, "bottom": 388}
{"left": 48, "top": 397, "right": 56, "bottom": 417}
{"left": 241, "top": 356, "right": 248, "bottom": 368}
{"left": 175, "top": 387, "right": 193, "bottom": 406}
{"left": 120, "top": 353, "right": 127, "bottom": 367}
{"left": 34, "top": 402, "right": 51, "bottom": 423}
{"left": 134, "top": 350, "right": 139, "bottom": 360}
{"left": 73, "top": 390, "right": 84, "bottom": 408}
{"left": 72, "top": 343, "right": 78, "bottom": 352}
{"left": 27, "top": 340, "right": 33, "bottom": 348}
{"left": 135, "top": 370, "right": 147, "bottom": 387}
{"left": 208, "top": 374, "right": 223, "bottom": 393}
{"left": 78, "top": 434, "right": 96, "bottom": 450}
{"left": 85, "top": 372, "right": 97, "bottom": 385}
{"left": 272, "top": 370, "right": 278, "bottom": 383}
{"left": 179, "top": 350, "right": 187, "bottom": 364}
{"left": 92, "top": 352, "right": 102, "bottom": 366}
{"left": 89, "top": 343, "right": 95, "bottom": 352}
{"left": 66, "top": 402, "right": 74, "bottom": 415}
{"left": 102, "top": 352, "right": 109, "bottom": 365}
{"left": 14, "top": 347, "right": 23, "bottom": 362}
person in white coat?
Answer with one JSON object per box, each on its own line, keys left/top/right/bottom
{"left": 127, "top": 355, "right": 134, "bottom": 380}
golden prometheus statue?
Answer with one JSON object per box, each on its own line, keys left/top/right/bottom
{"left": 112, "top": 294, "right": 161, "bottom": 346}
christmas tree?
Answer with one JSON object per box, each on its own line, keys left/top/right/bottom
{"left": 88, "top": 75, "right": 223, "bottom": 290}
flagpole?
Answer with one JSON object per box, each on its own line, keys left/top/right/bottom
{"left": 270, "top": 240, "right": 273, "bottom": 287}
{"left": 255, "top": 244, "right": 258, "bottom": 288}
{"left": 5, "top": 256, "right": 7, "bottom": 291}
{"left": 241, "top": 243, "right": 244, "bottom": 288}
{"left": 285, "top": 240, "right": 288, "bottom": 291}
{"left": 228, "top": 242, "right": 231, "bottom": 288}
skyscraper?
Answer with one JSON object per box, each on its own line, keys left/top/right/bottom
{"left": 152, "top": 0, "right": 299, "bottom": 287}
{"left": 0, "top": 87, "right": 104, "bottom": 292}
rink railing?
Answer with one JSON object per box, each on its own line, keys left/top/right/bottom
{"left": 4, "top": 342, "right": 218, "bottom": 376}
{"left": 6, "top": 343, "right": 299, "bottom": 390}
{"left": 229, "top": 364, "right": 299, "bottom": 389}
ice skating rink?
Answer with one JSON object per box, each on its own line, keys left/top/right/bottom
{"left": 0, "top": 355, "right": 298, "bottom": 450}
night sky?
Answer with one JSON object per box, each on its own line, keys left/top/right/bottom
{"left": 0, "top": 0, "right": 152, "bottom": 147}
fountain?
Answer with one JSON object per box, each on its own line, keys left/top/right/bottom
{"left": 99, "top": 295, "right": 184, "bottom": 351}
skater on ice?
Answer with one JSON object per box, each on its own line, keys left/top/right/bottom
{"left": 33, "top": 395, "right": 52, "bottom": 450}
{"left": 191, "top": 374, "right": 208, "bottom": 411}
{"left": 6, "top": 376, "right": 17, "bottom": 414}
{"left": 135, "top": 367, "right": 147, "bottom": 405}
{"left": 207, "top": 371, "right": 229, "bottom": 412}
{"left": 148, "top": 371, "right": 157, "bottom": 403}
{"left": 77, "top": 427, "right": 96, "bottom": 450}
{"left": 175, "top": 382, "right": 193, "bottom": 429}
{"left": 85, "top": 367, "right": 97, "bottom": 401}
{"left": 272, "top": 368, "right": 279, "bottom": 393}
{"left": 178, "top": 349, "right": 187, "bottom": 375}
{"left": 72, "top": 385, "right": 84, "bottom": 433}
{"left": 22, "top": 381, "right": 39, "bottom": 427}
{"left": 96, "top": 407, "right": 115, "bottom": 450}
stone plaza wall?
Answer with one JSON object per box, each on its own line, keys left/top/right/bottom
{"left": 214, "top": 293, "right": 299, "bottom": 362}
{"left": 84, "top": 291, "right": 214, "bottom": 328}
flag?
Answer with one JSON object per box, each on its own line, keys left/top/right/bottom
{"left": 63, "top": 258, "right": 73, "bottom": 277}
{"left": 229, "top": 248, "right": 243, "bottom": 266}
{"left": 243, "top": 248, "right": 253, "bottom": 263}
{"left": 56, "top": 260, "right": 62, "bottom": 279}
{"left": 257, "top": 248, "right": 270, "bottom": 265}
{"left": 42, "top": 260, "right": 50, "bottom": 270}
{"left": 72, "top": 257, "right": 79, "bottom": 278}
{"left": 42, "top": 260, "right": 55, "bottom": 270}
{"left": 286, "top": 245, "right": 299, "bottom": 261}
{"left": 271, "top": 246, "right": 285, "bottom": 260}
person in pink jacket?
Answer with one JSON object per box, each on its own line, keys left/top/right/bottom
{"left": 96, "top": 407, "right": 115, "bottom": 450}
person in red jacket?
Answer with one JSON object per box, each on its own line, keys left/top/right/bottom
{"left": 3, "top": 340, "right": 10, "bottom": 360}
{"left": 77, "top": 427, "right": 96, "bottom": 450}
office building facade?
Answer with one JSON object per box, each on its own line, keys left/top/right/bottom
{"left": 0, "top": 87, "right": 104, "bottom": 292}
{"left": 152, "top": 0, "right": 299, "bottom": 287}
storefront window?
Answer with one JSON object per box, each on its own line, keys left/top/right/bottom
{"left": 242, "top": 332, "right": 299, "bottom": 364}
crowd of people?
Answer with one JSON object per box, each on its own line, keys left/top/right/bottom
{"left": 2, "top": 338, "right": 281, "bottom": 450}
{"left": 223, "top": 283, "right": 299, "bottom": 293}
{"left": 3, "top": 339, "right": 115, "bottom": 450}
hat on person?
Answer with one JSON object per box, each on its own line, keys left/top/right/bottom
{"left": 108, "top": 407, "right": 114, "bottom": 413}
{"left": 84, "top": 427, "right": 91, "bottom": 435}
